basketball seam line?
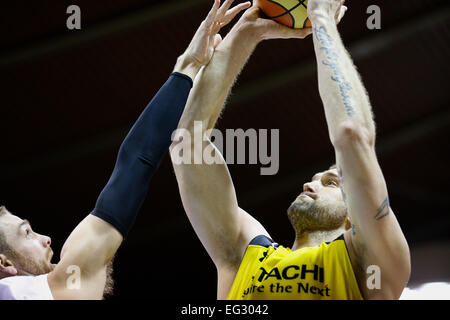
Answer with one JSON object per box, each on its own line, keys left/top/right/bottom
{"left": 265, "top": 0, "right": 307, "bottom": 25}
{"left": 267, "top": 0, "right": 307, "bottom": 18}
{"left": 264, "top": 0, "right": 296, "bottom": 28}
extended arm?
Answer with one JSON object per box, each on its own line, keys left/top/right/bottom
{"left": 170, "top": 3, "right": 311, "bottom": 298}
{"left": 308, "top": 0, "right": 410, "bottom": 299}
{"left": 48, "top": 63, "right": 194, "bottom": 300}
{"left": 47, "top": 0, "right": 245, "bottom": 299}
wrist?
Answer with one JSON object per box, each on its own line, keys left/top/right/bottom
{"left": 309, "top": 12, "right": 335, "bottom": 27}
{"left": 173, "top": 54, "right": 202, "bottom": 80}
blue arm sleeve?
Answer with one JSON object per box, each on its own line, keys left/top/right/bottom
{"left": 91, "top": 72, "right": 193, "bottom": 238}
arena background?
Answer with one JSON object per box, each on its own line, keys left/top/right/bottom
{"left": 0, "top": 0, "right": 449, "bottom": 299}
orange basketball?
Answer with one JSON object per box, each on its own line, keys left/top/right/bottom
{"left": 259, "top": 0, "right": 312, "bottom": 29}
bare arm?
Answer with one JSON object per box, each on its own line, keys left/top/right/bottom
{"left": 171, "top": 3, "right": 311, "bottom": 298}
{"left": 47, "top": 215, "right": 121, "bottom": 299}
{"left": 309, "top": 0, "right": 410, "bottom": 299}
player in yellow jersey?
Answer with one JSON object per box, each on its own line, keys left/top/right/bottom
{"left": 171, "top": 0, "right": 410, "bottom": 300}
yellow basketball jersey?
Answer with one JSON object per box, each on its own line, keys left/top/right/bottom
{"left": 227, "top": 235, "right": 363, "bottom": 300}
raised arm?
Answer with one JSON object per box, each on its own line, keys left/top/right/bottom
{"left": 308, "top": 0, "right": 410, "bottom": 299}
{"left": 48, "top": 68, "right": 195, "bottom": 300}
{"left": 47, "top": 0, "right": 242, "bottom": 299}
{"left": 170, "top": 2, "right": 311, "bottom": 298}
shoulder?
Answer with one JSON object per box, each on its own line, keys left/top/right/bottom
{"left": 0, "top": 274, "right": 54, "bottom": 300}
{"left": 219, "top": 234, "right": 278, "bottom": 278}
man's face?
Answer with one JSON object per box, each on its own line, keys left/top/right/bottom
{"left": 0, "top": 209, "right": 55, "bottom": 275}
{"left": 287, "top": 168, "right": 348, "bottom": 233}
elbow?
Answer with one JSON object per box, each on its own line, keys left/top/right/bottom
{"left": 331, "top": 121, "right": 376, "bottom": 150}
{"left": 390, "top": 264, "right": 411, "bottom": 300}
{"left": 398, "top": 241, "right": 412, "bottom": 298}
{"left": 393, "top": 259, "right": 411, "bottom": 300}
{"left": 390, "top": 239, "right": 412, "bottom": 299}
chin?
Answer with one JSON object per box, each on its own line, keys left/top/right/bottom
{"left": 34, "top": 260, "right": 54, "bottom": 275}
{"left": 290, "top": 199, "right": 313, "bottom": 212}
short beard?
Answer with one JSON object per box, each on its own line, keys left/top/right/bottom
{"left": 287, "top": 197, "right": 347, "bottom": 234}
{"left": 8, "top": 250, "right": 115, "bottom": 299}
{"left": 8, "top": 250, "right": 53, "bottom": 276}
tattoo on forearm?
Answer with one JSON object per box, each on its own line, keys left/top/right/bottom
{"left": 314, "top": 25, "right": 355, "bottom": 117}
{"left": 374, "top": 196, "right": 390, "bottom": 220}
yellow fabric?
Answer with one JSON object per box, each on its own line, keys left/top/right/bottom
{"left": 227, "top": 235, "right": 363, "bottom": 300}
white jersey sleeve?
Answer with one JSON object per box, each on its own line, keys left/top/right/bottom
{"left": 0, "top": 274, "right": 54, "bottom": 300}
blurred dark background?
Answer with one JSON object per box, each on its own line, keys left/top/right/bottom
{"left": 0, "top": 0, "right": 449, "bottom": 299}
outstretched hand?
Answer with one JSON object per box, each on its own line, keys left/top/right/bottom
{"left": 184, "top": 0, "right": 251, "bottom": 67}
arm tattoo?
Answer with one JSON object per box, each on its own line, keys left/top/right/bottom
{"left": 374, "top": 196, "right": 390, "bottom": 220}
{"left": 314, "top": 25, "right": 355, "bottom": 117}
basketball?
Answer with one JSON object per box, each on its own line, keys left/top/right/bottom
{"left": 259, "top": 0, "right": 312, "bottom": 29}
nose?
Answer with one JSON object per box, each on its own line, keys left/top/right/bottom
{"left": 303, "top": 181, "right": 318, "bottom": 193}
{"left": 41, "top": 236, "right": 51, "bottom": 248}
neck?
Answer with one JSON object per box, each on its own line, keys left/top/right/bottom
{"left": 291, "top": 228, "right": 345, "bottom": 251}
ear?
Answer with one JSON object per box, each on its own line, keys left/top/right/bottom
{"left": 344, "top": 217, "right": 352, "bottom": 231}
{"left": 0, "top": 254, "right": 18, "bottom": 276}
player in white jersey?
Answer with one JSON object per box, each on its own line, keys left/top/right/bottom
{"left": 0, "top": 0, "right": 254, "bottom": 300}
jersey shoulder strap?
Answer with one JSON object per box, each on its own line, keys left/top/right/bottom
{"left": 248, "top": 235, "right": 277, "bottom": 248}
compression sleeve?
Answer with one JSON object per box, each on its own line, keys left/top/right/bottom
{"left": 91, "top": 72, "right": 193, "bottom": 238}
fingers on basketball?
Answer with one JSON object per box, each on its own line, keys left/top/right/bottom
{"left": 264, "top": 18, "right": 311, "bottom": 39}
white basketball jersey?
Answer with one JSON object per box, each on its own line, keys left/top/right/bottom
{"left": 0, "top": 274, "right": 54, "bottom": 300}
